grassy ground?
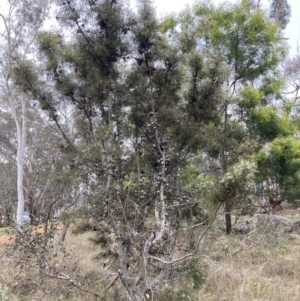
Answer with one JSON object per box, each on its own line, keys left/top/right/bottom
{"left": 1, "top": 215, "right": 300, "bottom": 301}
{"left": 0, "top": 226, "right": 11, "bottom": 236}
{"left": 197, "top": 227, "right": 300, "bottom": 301}
{"left": 0, "top": 228, "right": 106, "bottom": 301}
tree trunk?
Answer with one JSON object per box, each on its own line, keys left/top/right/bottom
{"left": 29, "top": 205, "right": 38, "bottom": 225}
{"left": 27, "top": 188, "right": 38, "bottom": 225}
{"left": 221, "top": 100, "right": 231, "bottom": 235}
{"left": 60, "top": 221, "right": 71, "bottom": 242}
{"left": 4, "top": 67, "right": 27, "bottom": 226}
{"left": 3, "top": 205, "right": 12, "bottom": 226}
{"left": 225, "top": 200, "right": 232, "bottom": 235}
{"left": 16, "top": 99, "right": 26, "bottom": 225}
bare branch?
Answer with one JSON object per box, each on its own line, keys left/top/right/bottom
{"left": 147, "top": 203, "right": 222, "bottom": 265}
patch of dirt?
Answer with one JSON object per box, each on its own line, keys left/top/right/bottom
{"left": 0, "top": 224, "right": 64, "bottom": 246}
{"left": 0, "top": 232, "right": 14, "bottom": 245}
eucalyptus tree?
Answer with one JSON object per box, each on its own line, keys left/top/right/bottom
{"left": 245, "top": 0, "right": 291, "bottom": 28}
{"left": 24, "top": 109, "right": 72, "bottom": 225}
{"left": 0, "top": 0, "right": 49, "bottom": 225}
{"left": 269, "top": 0, "right": 291, "bottom": 29}
{"left": 0, "top": 162, "right": 17, "bottom": 225}
{"left": 0, "top": 111, "right": 18, "bottom": 225}
{"left": 283, "top": 53, "right": 300, "bottom": 113}
{"left": 0, "top": 111, "right": 17, "bottom": 164}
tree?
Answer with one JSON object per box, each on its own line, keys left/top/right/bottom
{"left": 16, "top": 1, "right": 220, "bottom": 298}
{"left": 23, "top": 109, "right": 72, "bottom": 225}
{"left": 0, "top": 111, "right": 18, "bottom": 224}
{"left": 269, "top": 0, "right": 291, "bottom": 29}
{"left": 283, "top": 52, "right": 300, "bottom": 116}
{"left": 0, "top": 162, "right": 17, "bottom": 225}
{"left": 0, "top": 0, "right": 49, "bottom": 225}
{"left": 179, "top": 1, "right": 286, "bottom": 233}
{"left": 252, "top": 50, "right": 300, "bottom": 205}
{"left": 11, "top": 0, "right": 287, "bottom": 299}
{"left": 255, "top": 136, "right": 300, "bottom": 202}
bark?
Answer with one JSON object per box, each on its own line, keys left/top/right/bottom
{"left": 221, "top": 100, "right": 231, "bottom": 235}
{"left": 15, "top": 99, "right": 26, "bottom": 225}
{"left": 220, "top": 148, "right": 231, "bottom": 234}
{"left": 60, "top": 220, "right": 71, "bottom": 242}
{"left": 225, "top": 200, "right": 232, "bottom": 235}
{"left": 3, "top": 205, "right": 12, "bottom": 226}
{"left": 43, "top": 187, "right": 64, "bottom": 235}
{"left": 26, "top": 161, "right": 53, "bottom": 225}
{"left": 5, "top": 88, "right": 27, "bottom": 226}
{"left": 27, "top": 187, "right": 38, "bottom": 225}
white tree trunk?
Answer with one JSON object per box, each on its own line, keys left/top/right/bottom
{"left": 5, "top": 85, "right": 27, "bottom": 225}
{"left": 16, "top": 100, "right": 26, "bottom": 224}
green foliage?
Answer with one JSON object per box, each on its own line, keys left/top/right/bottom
{"left": 260, "top": 77, "right": 283, "bottom": 97}
{"left": 12, "top": 60, "right": 38, "bottom": 92}
{"left": 0, "top": 227, "right": 10, "bottom": 235}
{"left": 180, "top": 162, "right": 213, "bottom": 189}
{"left": 184, "top": 259, "right": 206, "bottom": 289}
{"left": 57, "top": 210, "right": 72, "bottom": 224}
{"left": 159, "top": 262, "right": 206, "bottom": 301}
{"left": 202, "top": 1, "right": 285, "bottom": 81}
{"left": 72, "top": 221, "right": 93, "bottom": 234}
{"left": 38, "top": 31, "right": 63, "bottom": 69}
{"left": 250, "top": 107, "right": 294, "bottom": 140}
{"left": 160, "top": 15, "right": 177, "bottom": 33}
{"left": 238, "top": 77, "right": 283, "bottom": 112}
{"left": 221, "top": 159, "right": 257, "bottom": 188}
{"left": 184, "top": 51, "right": 227, "bottom": 124}
{"left": 239, "top": 86, "right": 265, "bottom": 110}
{"left": 213, "top": 160, "right": 257, "bottom": 209}
{"left": 255, "top": 137, "right": 300, "bottom": 200}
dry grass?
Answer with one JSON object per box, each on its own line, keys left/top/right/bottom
{"left": 1, "top": 217, "right": 300, "bottom": 300}
{"left": 197, "top": 223, "right": 300, "bottom": 301}
{"left": 0, "top": 227, "right": 110, "bottom": 301}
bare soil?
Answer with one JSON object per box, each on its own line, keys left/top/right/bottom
{"left": 0, "top": 224, "right": 64, "bottom": 246}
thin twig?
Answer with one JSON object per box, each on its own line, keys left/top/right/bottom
{"left": 42, "top": 271, "right": 101, "bottom": 297}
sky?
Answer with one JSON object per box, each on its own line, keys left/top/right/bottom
{"left": 131, "top": 0, "right": 300, "bottom": 57}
